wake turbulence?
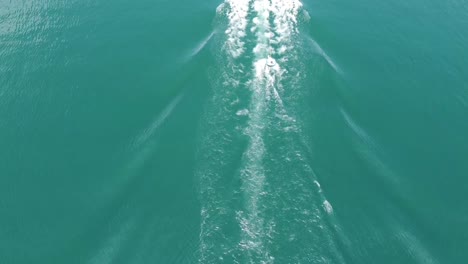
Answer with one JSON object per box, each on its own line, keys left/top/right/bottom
{"left": 197, "top": 0, "right": 345, "bottom": 263}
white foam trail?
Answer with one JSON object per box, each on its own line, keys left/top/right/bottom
{"left": 198, "top": 2, "right": 252, "bottom": 262}
{"left": 200, "top": 0, "right": 347, "bottom": 262}
{"left": 314, "top": 178, "right": 335, "bottom": 215}
{"left": 323, "top": 200, "right": 333, "bottom": 214}
{"left": 224, "top": 0, "right": 251, "bottom": 58}
{"left": 236, "top": 1, "right": 307, "bottom": 261}
{"left": 235, "top": 1, "right": 274, "bottom": 262}
{"left": 251, "top": 0, "right": 289, "bottom": 109}
{"left": 270, "top": 0, "right": 302, "bottom": 55}
{"left": 269, "top": 0, "right": 303, "bottom": 114}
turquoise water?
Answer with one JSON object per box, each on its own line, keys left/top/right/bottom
{"left": 1, "top": 0, "right": 467, "bottom": 263}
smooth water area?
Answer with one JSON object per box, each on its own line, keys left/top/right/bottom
{"left": 1, "top": 0, "right": 467, "bottom": 263}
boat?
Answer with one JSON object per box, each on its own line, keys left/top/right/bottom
{"left": 266, "top": 56, "right": 275, "bottom": 67}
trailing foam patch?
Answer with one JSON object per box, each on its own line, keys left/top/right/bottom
{"left": 270, "top": 0, "right": 302, "bottom": 56}
{"left": 223, "top": 0, "right": 251, "bottom": 58}
{"left": 198, "top": 0, "right": 348, "bottom": 262}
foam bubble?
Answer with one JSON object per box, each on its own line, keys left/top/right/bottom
{"left": 323, "top": 200, "right": 334, "bottom": 214}
{"left": 236, "top": 109, "right": 250, "bottom": 116}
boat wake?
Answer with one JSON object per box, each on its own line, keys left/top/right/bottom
{"left": 196, "top": 1, "right": 344, "bottom": 263}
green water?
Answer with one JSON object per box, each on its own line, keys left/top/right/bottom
{"left": 1, "top": 0, "right": 467, "bottom": 263}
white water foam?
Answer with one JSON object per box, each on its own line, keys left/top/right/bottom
{"left": 235, "top": 1, "right": 307, "bottom": 262}
{"left": 198, "top": 1, "right": 347, "bottom": 262}
{"left": 269, "top": 0, "right": 304, "bottom": 115}
{"left": 323, "top": 200, "right": 334, "bottom": 214}
{"left": 270, "top": 0, "right": 302, "bottom": 55}
{"left": 254, "top": 58, "right": 284, "bottom": 106}
{"left": 236, "top": 109, "right": 250, "bottom": 116}
{"left": 198, "top": 2, "right": 253, "bottom": 263}
{"left": 224, "top": 0, "right": 251, "bottom": 58}
{"left": 235, "top": 1, "right": 274, "bottom": 261}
